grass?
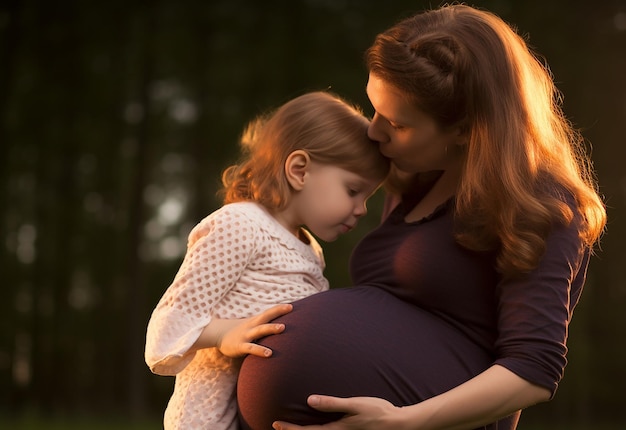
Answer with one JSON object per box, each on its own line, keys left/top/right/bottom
{"left": 0, "top": 416, "right": 161, "bottom": 430}
{"left": 522, "top": 427, "right": 622, "bottom": 430}
{"left": 1, "top": 416, "right": 624, "bottom": 429}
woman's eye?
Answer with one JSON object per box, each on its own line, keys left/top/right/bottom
{"left": 347, "top": 188, "right": 359, "bottom": 197}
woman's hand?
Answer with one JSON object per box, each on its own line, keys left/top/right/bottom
{"left": 193, "top": 303, "right": 293, "bottom": 358}
{"left": 272, "top": 395, "right": 401, "bottom": 430}
{"left": 270, "top": 366, "right": 553, "bottom": 430}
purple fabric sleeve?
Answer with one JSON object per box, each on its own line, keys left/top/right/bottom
{"left": 494, "top": 214, "right": 588, "bottom": 396}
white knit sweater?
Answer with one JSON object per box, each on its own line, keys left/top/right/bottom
{"left": 145, "top": 202, "right": 329, "bottom": 429}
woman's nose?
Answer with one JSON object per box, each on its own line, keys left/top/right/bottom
{"left": 368, "top": 114, "right": 388, "bottom": 143}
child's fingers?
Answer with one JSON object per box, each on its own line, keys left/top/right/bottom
{"left": 247, "top": 322, "right": 285, "bottom": 340}
{"left": 243, "top": 320, "right": 287, "bottom": 358}
{"left": 244, "top": 342, "right": 274, "bottom": 358}
{"left": 253, "top": 303, "right": 293, "bottom": 324}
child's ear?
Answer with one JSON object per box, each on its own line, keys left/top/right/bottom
{"left": 285, "top": 150, "right": 311, "bottom": 191}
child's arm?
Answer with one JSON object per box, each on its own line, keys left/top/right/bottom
{"left": 145, "top": 206, "right": 264, "bottom": 375}
{"left": 190, "top": 303, "right": 293, "bottom": 358}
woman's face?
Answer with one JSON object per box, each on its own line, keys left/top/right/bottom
{"left": 366, "top": 73, "right": 463, "bottom": 175}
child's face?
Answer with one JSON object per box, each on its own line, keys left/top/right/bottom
{"left": 289, "top": 163, "right": 381, "bottom": 242}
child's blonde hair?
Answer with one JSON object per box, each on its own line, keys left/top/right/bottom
{"left": 221, "top": 91, "right": 389, "bottom": 210}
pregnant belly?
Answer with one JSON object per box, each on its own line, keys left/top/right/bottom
{"left": 237, "top": 286, "right": 493, "bottom": 429}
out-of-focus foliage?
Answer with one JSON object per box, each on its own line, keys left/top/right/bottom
{"left": 0, "top": 0, "right": 624, "bottom": 427}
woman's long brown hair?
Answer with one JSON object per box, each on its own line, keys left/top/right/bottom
{"left": 366, "top": 4, "right": 606, "bottom": 278}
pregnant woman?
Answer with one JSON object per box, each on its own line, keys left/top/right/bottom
{"left": 237, "top": 4, "right": 607, "bottom": 430}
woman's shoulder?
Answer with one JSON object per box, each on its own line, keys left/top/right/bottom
{"left": 537, "top": 180, "right": 583, "bottom": 227}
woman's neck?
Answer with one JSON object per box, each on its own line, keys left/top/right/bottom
{"left": 404, "top": 166, "right": 462, "bottom": 223}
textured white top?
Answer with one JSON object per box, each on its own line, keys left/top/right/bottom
{"left": 145, "top": 202, "right": 329, "bottom": 430}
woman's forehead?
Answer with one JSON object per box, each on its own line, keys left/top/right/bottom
{"left": 366, "top": 74, "right": 425, "bottom": 124}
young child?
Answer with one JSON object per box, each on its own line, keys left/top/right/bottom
{"left": 144, "top": 91, "right": 389, "bottom": 430}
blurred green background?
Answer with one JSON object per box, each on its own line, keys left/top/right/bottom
{"left": 1, "top": 0, "right": 624, "bottom": 428}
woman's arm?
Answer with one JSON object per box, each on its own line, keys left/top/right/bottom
{"left": 273, "top": 364, "right": 550, "bottom": 430}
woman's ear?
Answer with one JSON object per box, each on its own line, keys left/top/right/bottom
{"left": 454, "top": 121, "right": 470, "bottom": 148}
{"left": 285, "top": 150, "right": 311, "bottom": 191}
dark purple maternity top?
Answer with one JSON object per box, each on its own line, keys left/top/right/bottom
{"left": 237, "top": 189, "right": 589, "bottom": 430}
